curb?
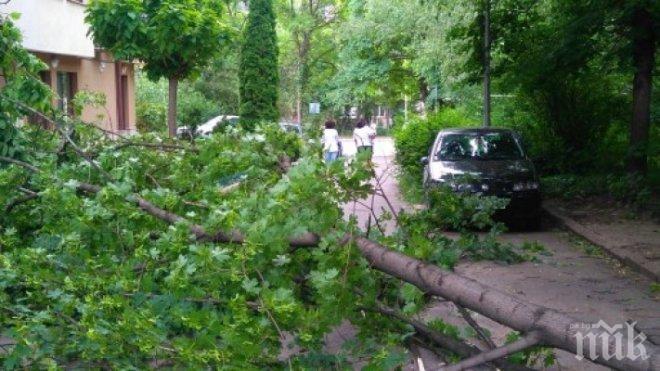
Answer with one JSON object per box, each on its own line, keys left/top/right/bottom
{"left": 543, "top": 204, "right": 659, "bottom": 282}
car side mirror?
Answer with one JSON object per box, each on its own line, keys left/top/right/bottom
{"left": 420, "top": 156, "right": 429, "bottom": 165}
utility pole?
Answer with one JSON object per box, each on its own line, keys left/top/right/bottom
{"left": 483, "top": 0, "right": 491, "bottom": 127}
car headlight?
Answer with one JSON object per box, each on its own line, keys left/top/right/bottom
{"left": 513, "top": 181, "right": 539, "bottom": 191}
{"left": 452, "top": 183, "right": 472, "bottom": 192}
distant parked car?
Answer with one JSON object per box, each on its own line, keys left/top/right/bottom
{"left": 421, "top": 128, "right": 541, "bottom": 227}
{"left": 177, "top": 115, "right": 239, "bottom": 138}
{"left": 279, "top": 122, "right": 303, "bottom": 136}
{"left": 198, "top": 115, "right": 240, "bottom": 136}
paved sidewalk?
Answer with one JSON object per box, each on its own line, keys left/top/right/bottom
{"left": 544, "top": 199, "right": 660, "bottom": 281}
{"left": 341, "top": 137, "right": 408, "bottom": 234}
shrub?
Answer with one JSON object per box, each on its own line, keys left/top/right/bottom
{"left": 136, "top": 101, "right": 167, "bottom": 133}
{"left": 541, "top": 173, "right": 653, "bottom": 206}
{"left": 135, "top": 74, "right": 168, "bottom": 133}
{"left": 176, "top": 85, "right": 219, "bottom": 132}
{"left": 393, "top": 107, "right": 475, "bottom": 177}
{"left": 135, "top": 73, "right": 219, "bottom": 133}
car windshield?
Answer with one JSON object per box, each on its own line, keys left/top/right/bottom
{"left": 437, "top": 132, "right": 524, "bottom": 161}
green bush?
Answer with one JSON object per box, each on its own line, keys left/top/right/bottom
{"left": 135, "top": 101, "right": 167, "bottom": 133}
{"left": 176, "top": 85, "right": 219, "bottom": 131}
{"left": 135, "top": 72, "right": 219, "bottom": 133}
{"left": 135, "top": 73, "right": 167, "bottom": 133}
{"left": 541, "top": 174, "right": 653, "bottom": 206}
{"left": 393, "top": 107, "right": 475, "bottom": 177}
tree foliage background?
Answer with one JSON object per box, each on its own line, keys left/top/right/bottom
{"left": 86, "top": 0, "right": 231, "bottom": 136}
{"left": 239, "top": 0, "right": 280, "bottom": 129}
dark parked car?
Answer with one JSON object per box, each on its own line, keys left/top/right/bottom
{"left": 421, "top": 128, "right": 541, "bottom": 227}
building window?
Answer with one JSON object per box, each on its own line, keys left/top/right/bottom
{"left": 116, "top": 63, "right": 129, "bottom": 130}
{"left": 57, "top": 71, "right": 77, "bottom": 116}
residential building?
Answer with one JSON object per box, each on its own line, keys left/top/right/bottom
{"left": 2, "top": 0, "right": 136, "bottom": 133}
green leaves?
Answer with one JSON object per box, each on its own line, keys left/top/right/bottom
{"left": 0, "top": 17, "right": 51, "bottom": 160}
{"left": 0, "top": 117, "right": 391, "bottom": 368}
{"left": 239, "top": 0, "right": 280, "bottom": 129}
{"left": 86, "top": 0, "right": 231, "bottom": 81}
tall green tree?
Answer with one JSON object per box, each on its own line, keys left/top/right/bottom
{"left": 86, "top": 0, "right": 231, "bottom": 137}
{"left": 326, "top": 0, "right": 452, "bottom": 114}
{"left": 276, "top": 0, "right": 341, "bottom": 123}
{"left": 239, "top": 0, "right": 280, "bottom": 129}
{"left": 443, "top": 0, "right": 659, "bottom": 174}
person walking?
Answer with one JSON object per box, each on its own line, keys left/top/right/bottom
{"left": 353, "top": 118, "right": 376, "bottom": 155}
{"left": 322, "top": 120, "right": 340, "bottom": 163}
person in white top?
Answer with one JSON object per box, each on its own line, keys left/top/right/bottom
{"left": 353, "top": 119, "right": 376, "bottom": 154}
{"left": 322, "top": 120, "right": 341, "bottom": 163}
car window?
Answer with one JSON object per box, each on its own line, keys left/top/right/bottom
{"left": 436, "top": 132, "right": 524, "bottom": 161}
{"left": 480, "top": 133, "right": 524, "bottom": 160}
{"left": 437, "top": 134, "right": 479, "bottom": 161}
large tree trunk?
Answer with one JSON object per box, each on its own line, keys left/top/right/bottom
{"left": 354, "top": 237, "right": 659, "bottom": 371}
{"left": 167, "top": 78, "right": 179, "bottom": 138}
{"left": 627, "top": 7, "right": 655, "bottom": 174}
{"left": 296, "top": 32, "right": 311, "bottom": 125}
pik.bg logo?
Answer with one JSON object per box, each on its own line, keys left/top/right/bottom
{"left": 573, "top": 320, "right": 649, "bottom": 361}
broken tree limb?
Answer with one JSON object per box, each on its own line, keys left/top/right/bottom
{"left": 2, "top": 157, "right": 657, "bottom": 370}
{"left": 455, "top": 303, "right": 497, "bottom": 350}
{"left": 441, "top": 330, "right": 542, "bottom": 371}
{"left": 73, "top": 181, "right": 319, "bottom": 247}
{"left": 371, "top": 301, "right": 533, "bottom": 371}
{"left": 5, "top": 192, "right": 39, "bottom": 213}
{"left": 0, "top": 156, "right": 40, "bottom": 173}
{"left": 354, "top": 236, "right": 659, "bottom": 371}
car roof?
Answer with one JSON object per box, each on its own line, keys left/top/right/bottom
{"left": 438, "top": 127, "right": 517, "bottom": 135}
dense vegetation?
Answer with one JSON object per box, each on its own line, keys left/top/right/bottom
{"left": 86, "top": 0, "right": 231, "bottom": 136}
{"left": 1, "top": 0, "right": 658, "bottom": 368}
{"left": 135, "top": 72, "right": 219, "bottom": 133}
{"left": 129, "top": 0, "right": 657, "bottom": 193}
{"left": 239, "top": 0, "right": 280, "bottom": 129}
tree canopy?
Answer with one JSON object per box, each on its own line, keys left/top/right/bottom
{"left": 86, "top": 0, "right": 232, "bottom": 136}
{"left": 239, "top": 0, "right": 280, "bottom": 129}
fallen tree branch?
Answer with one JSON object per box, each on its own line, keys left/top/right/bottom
{"left": 371, "top": 301, "right": 531, "bottom": 371}
{"left": 353, "top": 236, "right": 659, "bottom": 371}
{"left": 441, "top": 330, "right": 542, "bottom": 371}
{"left": 455, "top": 304, "right": 496, "bottom": 350}
{"left": 112, "top": 141, "right": 198, "bottom": 152}
{"left": 0, "top": 156, "right": 40, "bottom": 173}
{"left": 1, "top": 95, "right": 113, "bottom": 180}
{"left": 5, "top": 191, "right": 39, "bottom": 213}
{"left": 2, "top": 159, "right": 657, "bottom": 370}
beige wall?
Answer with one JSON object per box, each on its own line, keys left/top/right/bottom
{"left": 35, "top": 52, "right": 136, "bottom": 133}
{"left": 2, "top": 0, "right": 95, "bottom": 58}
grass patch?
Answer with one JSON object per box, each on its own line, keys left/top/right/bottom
{"left": 570, "top": 236, "right": 605, "bottom": 257}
